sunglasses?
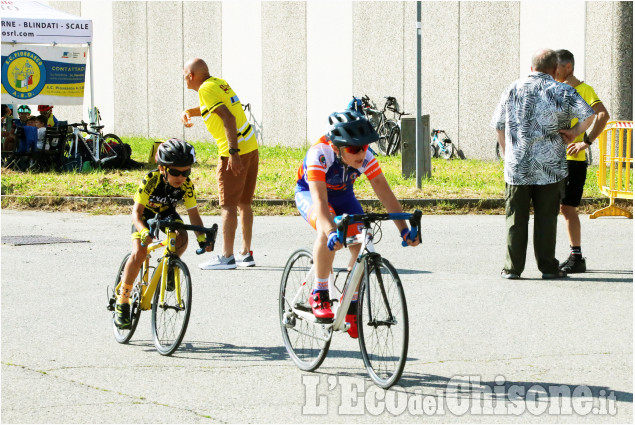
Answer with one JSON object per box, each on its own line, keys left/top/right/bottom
{"left": 166, "top": 167, "right": 192, "bottom": 177}
{"left": 343, "top": 145, "right": 369, "bottom": 155}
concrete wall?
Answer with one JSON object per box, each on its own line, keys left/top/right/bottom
{"left": 183, "top": 1, "right": 222, "bottom": 143}
{"left": 261, "top": 1, "right": 307, "bottom": 146}
{"left": 37, "top": 1, "right": 633, "bottom": 161}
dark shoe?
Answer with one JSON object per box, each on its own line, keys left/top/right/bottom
{"left": 542, "top": 270, "right": 568, "bottom": 279}
{"left": 166, "top": 267, "right": 175, "bottom": 292}
{"left": 501, "top": 269, "right": 520, "bottom": 279}
{"left": 114, "top": 302, "right": 131, "bottom": 329}
{"left": 309, "top": 291, "right": 334, "bottom": 320}
{"left": 559, "top": 254, "right": 586, "bottom": 273}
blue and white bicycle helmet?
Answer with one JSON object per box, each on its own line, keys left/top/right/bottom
{"left": 326, "top": 110, "right": 378, "bottom": 148}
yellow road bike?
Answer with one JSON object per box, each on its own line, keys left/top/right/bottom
{"left": 107, "top": 216, "right": 217, "bottom": 355}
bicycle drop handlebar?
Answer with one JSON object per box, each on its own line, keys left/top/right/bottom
{"left": 146, "top": 216, "right": 218, "bottom": 255}
{"left": 334, "top": 210, "right": 422, "bottom": 248}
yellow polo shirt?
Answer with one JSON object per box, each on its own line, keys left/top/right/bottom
{"left": 198, "top": 77, "right": 257, "bottom": 157}
{"left": 568, "top": 83, "right": 601, "bottom": 161}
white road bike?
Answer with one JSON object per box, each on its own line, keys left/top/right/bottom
{"left": 279, "top": 211, "right": 422, "bottom": 389}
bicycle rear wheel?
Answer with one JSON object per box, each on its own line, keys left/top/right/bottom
{"left": 378, "top": 120, "right": 398, "bottom": 156}
{"left": 279, "top": 249, "right": 331, "bottom": 371}
{"left": 387, "top": 125, "right": 401, "bottom": 155}
{"left": 358, "top": 257, "right": 408, "bottom": 389}
{"left": 110, "top": 253, "right": 142, "bottom": 344}
{"left": 151, "top": 258, "right": 192, "bottom": 356}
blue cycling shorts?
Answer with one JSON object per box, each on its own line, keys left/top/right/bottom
{"left": 295, "top": 189, "right": 364, "bottom": 235}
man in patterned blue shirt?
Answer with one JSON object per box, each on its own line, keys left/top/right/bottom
{"left": 492, "top": 49, "right": 594, "bottom": 280}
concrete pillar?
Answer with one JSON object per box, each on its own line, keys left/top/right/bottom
{"left": 261, "top": 1, "right": 307, "bottom": 147}
{"left": 613, "top": 1, "right": 633, "bottom": 121}
{"left": 112, "top": 1, "right": 148, "bottom": 137}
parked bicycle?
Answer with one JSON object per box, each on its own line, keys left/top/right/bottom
{"left": 107, "top": 215, "right": 217, "bottom": 355}
{"left": 242, "top": 103, "right": 262, "bottom": 144}
{"left": 361, "top": 95, "right": 409, "bottom": 156}
{"left": 67, "top": 120, "right": 123, "bottom": 169}
{"left": 279, "top": 210, "right": 422, "bottom": 389}
{"left": 431, "top": 129, "right": 456, "bottom": 160}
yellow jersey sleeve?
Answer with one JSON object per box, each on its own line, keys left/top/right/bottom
{"left": 133, "top": 171, "right": 161, "bottom": 207}
{"left": 181, "top": 179, "right": 197, "bottom": 210}
{"left": 198, "top": 77, "right": 258, "bottom": 157}
{"left": 568, "top": 83, "right": 602, "bottom": 161}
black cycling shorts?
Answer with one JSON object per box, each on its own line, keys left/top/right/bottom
{"left": 561, "top": 160, "right": 588, "bottom": 207}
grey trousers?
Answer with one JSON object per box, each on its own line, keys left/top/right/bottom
{"left": 504, "top": 181, "right": 564, "bottom": 275}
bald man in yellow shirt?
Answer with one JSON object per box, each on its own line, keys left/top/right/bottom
{"left": 182, "top": 58, "right": 259, "bottom": 270}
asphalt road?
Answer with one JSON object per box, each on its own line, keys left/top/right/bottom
{"left": 1, "top": 210, "right": 632, "bottom": 423}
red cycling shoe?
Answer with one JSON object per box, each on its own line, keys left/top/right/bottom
{"left": 346, "top": 314, "right": 358, "bottom": 339}
{"left": 309, "top": 291, "right": 334, "bottom": 319}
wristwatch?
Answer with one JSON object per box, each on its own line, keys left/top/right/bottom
{"left": 228, "top": 148, "right": 240, "bottom": 155}
{"left": 583, "top": 133, "right": 592, "bottom": 145}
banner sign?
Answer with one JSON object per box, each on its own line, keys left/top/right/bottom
{"left": 1, "top": 44, "right": 87, "bottom": 104}
{"left": 1, "top": 1, "right": 92, "bottom": 44}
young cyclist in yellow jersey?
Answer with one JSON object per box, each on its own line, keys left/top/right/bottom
{"left": 555, "top": 49, "right": 610, "bottom": 273}
{"left": 114, "top": 139, "right": 211, "bottom": 329}
{"left": 182, "top": 58, "right": 259, "bottom": 270}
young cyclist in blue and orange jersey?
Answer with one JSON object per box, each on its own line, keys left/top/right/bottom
{"left": 294, "top": 110, "right": 420, "bottom": 338}
{"left": 114, "top": 139, "right": 211, "bottom": 329}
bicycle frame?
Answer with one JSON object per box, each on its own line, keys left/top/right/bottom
{"left": 286, "top": 228, "right": 375, "bottom": 336}
{"left": 114, "top": 228, "right": 184, "bottom": 311}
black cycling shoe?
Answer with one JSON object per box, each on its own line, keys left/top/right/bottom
{"left": 559, "top": 254, "right": 586, "bottom": 273}
{"left": 114, "top": 303, "right": 131, "bottom": 329}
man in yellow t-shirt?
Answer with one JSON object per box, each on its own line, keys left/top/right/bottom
{"left": 555, "top": 49, "right": 610, "bottom": 274}
{"left": 182, "top": 58, "right": 259, "bottom": 271}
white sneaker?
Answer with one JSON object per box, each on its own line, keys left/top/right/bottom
{"left": 199, "top": 254, "right": 236, "bottom": 270}
{"left": 235, "top": 250, "right": 256, "bottom": 267}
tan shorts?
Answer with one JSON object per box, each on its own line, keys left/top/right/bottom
{"left": 216, "top": 149, "right": 259, "bottom": 207}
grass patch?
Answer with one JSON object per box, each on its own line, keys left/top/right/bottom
{"left": 0, "top": 137, "right": 620, "bottom": 215}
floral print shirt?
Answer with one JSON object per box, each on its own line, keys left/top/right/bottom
{"left": 492, "top": 72, "right": 594, "bottom": 185}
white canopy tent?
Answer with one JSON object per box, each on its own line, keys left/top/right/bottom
{"left": 1, "top": 0, "right": 94, "bottom": 111}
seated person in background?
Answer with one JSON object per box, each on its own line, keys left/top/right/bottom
{"left": 2, "top": 104, "right": 16, "bottom": 152}
{"left": 34, "top": 115, "right": 48, "bottom": 150}
{"left": 38, "top": 105, "right": 58, "bottom": 127}
{"left": 18, "top": 116, "right": 38, "bottom": 153}
{"left": 13, "top": 105, "right": 31, "bottom": 129}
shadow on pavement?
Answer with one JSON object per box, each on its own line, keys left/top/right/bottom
{"left": 394, "top": 372, "right": 633, "bottom": 403}
{"left": 131, "top": 340, "right": 418, "bottom": 363}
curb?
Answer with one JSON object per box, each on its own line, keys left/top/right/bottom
{"left": 0, "top": 195, "right": 613, "bottom": 209}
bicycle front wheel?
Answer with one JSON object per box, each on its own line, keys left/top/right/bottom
{"left": 358, "top": 257, "right": 408, "bottom": 389}
{"left": 151, "top": 258, "right": 192, "bottom": 356}
{"left": 279, "top": 249, "right": 331, "bottom": 371}
{"left": 441, "top": 142, "right": 455, "bottom": 160}
{"left": 111, "top": 253, "right": 142, "bottom": 344}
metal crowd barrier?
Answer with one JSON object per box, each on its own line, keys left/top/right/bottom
{"left": 590, "top": 121, "right": 633, "bottom": 219}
